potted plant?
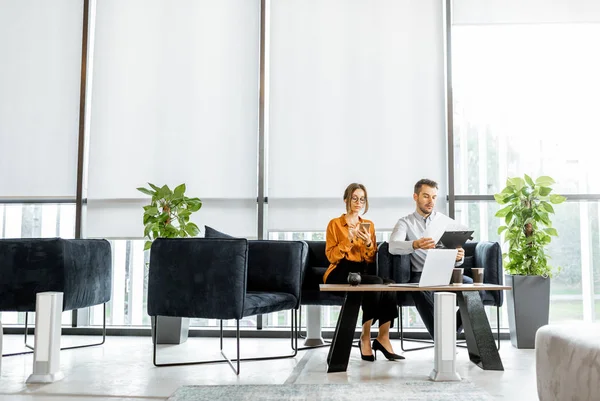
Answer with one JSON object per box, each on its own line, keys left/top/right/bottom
{"left": 137, "top": 183, "right": 202, "bottom": 344}
{"left": 494, "top": 175, "right": 566, "bottom": 348}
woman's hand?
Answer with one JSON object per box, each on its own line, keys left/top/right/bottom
{"left": 355, "top": 226, "right": 372, "bottom": 247}
{"left": 456, "top": 246, "right": 465, "bottom": 261}
{"left": 348, "top": 228, "right": 356, "bottom": 243}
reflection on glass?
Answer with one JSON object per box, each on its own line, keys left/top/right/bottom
{"left": 453, "top": 24, "right": 600, "bottom": 196}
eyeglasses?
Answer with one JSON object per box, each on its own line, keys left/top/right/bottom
{"left": 351, "top": 196, "right": 366, "bottom": 204}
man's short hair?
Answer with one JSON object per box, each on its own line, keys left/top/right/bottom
{"left": 414, "top": 179, "right": 438, "bottom": 195}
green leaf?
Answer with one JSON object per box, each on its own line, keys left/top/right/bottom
{"left": 148, "top": 183, "right": 162, "bottom": 191}
{"left": 538, "top": 212, "right": 551, "bottom": 226}
{"left": 540, "top": 201, "right": 554, "bottom": 214}
{"left": 144, "top": 206, "right": 159, "bottom": 215}
{"left": 495, "top": 205, "right": 512, "bottom": 217}
{"left": 539, "top": 186, "right": 552, "bottom": 196}
{"left": 174, "top": 183, "right": 186, "bottom": 198}
{"left": 535, "top": 176, "right": 555, "bottom": 187}
{"left": 549, "top": 194, "right": 567, "bottom": 204}
{"left": 144, "top": 240, "right": 153, "bottom": 251}
{"left": 186, "top": 222, "right": 200, "bottom": 237}
{"left": 137, "top": 187, "right": 155, "bottom": 196}
{"left": 505, "top": 211, "right": 513, "bottom": 225}
{"left": 544, "top": 228, "right": 558, "bottom": 236}
{"left": 524, "top": 174, "right": 535, "bottom": 187}
{"left": 497, "top": 225, "right": 507, "bottom": 235}
{"left": 188, "top": 201, "right": 202, "bottom": 212}
{"left": 494, "top": 193, "right": 508, "bottom": 204}
{"left": 508, "top": 177, "right": 526, "bottom": 191}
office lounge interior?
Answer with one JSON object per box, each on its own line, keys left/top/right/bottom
{"left": 1, "top": 0, "right": 600, "bottom": 400}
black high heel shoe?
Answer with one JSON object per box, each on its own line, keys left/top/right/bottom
{"left": 372, "top": 339, "right": 405, "bottom": 360}
{"left": 358, "top": 339, "right": 375, "bottom": 362}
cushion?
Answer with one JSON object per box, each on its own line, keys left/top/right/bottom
{"left": 243, "top": 291, "right": 297, "bottom": 317}
{"left": 204, "top": 225, "right": 235, "bottom": 238}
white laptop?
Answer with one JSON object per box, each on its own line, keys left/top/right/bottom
{"left": 389, "top": 249, "right": 458, "bottom": 287}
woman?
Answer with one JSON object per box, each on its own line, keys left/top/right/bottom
{"left": 324, "top": 183, "right": 403, "bottom": 361}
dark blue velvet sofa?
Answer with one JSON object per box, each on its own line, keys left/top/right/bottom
{"left": 147, "top": 237, "right": 309, "bottom": 374}
{"left": 0, "top": 237, "right": 112, "bottom": 356}
{"left": 377, "top": 241, "right": 503, "bottom": 350}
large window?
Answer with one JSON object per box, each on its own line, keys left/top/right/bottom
{"left": 452, "top": 23, "right": 600, "bottom": 322}
{"left": 4, "top": 1, "right": 600, "bottom": 332}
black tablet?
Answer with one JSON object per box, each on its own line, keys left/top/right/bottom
{"left": 438, "top": 230, "right": 474, "bottom": 249}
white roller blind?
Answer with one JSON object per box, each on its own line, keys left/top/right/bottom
{"left": 86, "top": 0, "right": 260, "bottom": 238}
{"left": 0, "top": 0, "right": 83, "bottom": 198}
{"left": 453, "top": 0, "right": 600, "bottom": 25}
{"left": 267, "top": 0, "right": 447, "bottom": 232}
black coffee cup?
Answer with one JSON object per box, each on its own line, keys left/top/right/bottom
{"left": 472, "top": 268, "right": 484, "bottom": 285}
{"left": 451, "top": 268, "right": 464, "bottom": 285}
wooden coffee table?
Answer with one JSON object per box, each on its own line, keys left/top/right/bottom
{"left": 320, "top": 283, "right": 510, "bottom": 373}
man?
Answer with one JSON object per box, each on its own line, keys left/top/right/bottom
{"left": 388, "top": 178, "right": 471, "bottom": 339}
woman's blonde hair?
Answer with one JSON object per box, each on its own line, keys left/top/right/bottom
{"left": 343, "top": 183, "right": 369, "bottom": 214}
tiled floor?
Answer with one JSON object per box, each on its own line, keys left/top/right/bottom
{"left": 0, "top": 334, "right": 537, "bottom": 400}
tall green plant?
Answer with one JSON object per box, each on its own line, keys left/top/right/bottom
{"left": 494, "top": 175, "right": 566, "bottom": 277}
{"left": 137, "top": 183, "right": 202, "bottom": 251}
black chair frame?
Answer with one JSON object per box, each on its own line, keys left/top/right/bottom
{"left": 152, "top": 309, "right": 298, "bottom": 375}
{"left": 2, "top": 304, "right": 107, "bottom": 357}
{"left": 397, "top": 304, "right": 501, "bottom": 352}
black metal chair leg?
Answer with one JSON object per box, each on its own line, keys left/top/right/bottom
{"left": 24, "top": 311, "right": 29, "bottom": 345}
{"left": 153, "top": 316, "right": 239, "bottom": 374}
{"left": 496, "top": 306, "right": 501, "bottom": 350}
{"left": 239, "top": 309, "right": 298, "bottom": 362}
{"left": 4, "top": 304, "right": 107, "bottom": 357}
{"left": 398, "top": 306, "right": 434, "bottom": 352}
{"left": 153, "top": 309, "right": 300, "bottom": 372}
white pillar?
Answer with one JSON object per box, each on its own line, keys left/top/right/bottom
{"left": 304, "top": 305, "right": 325, "bottom": 347}
{"left": 27, "top": 292, "right": 64, "bottom": 383}
{"left": 430, "top": 292, "right": 461, "bottom": 381}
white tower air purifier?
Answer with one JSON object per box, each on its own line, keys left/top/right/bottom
{"left": 430, "top": 292, "right": 461, "bottom": 381}
{"left": 27, "top": 292, "right": 64, "bottom": 383}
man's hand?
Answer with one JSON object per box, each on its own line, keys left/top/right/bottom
{"left": 412, "top": 237, "right": 435, "bottom": 250}
{"left": 456, "top": 246, "right": 464, "bottom": 261}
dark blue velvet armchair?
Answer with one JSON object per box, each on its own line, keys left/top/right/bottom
{"left": 0, "top": 238, "right": 112, "bottom": 356}
{"left": 301, "top": 241, "right": 345, "bottom": 307}
{"left": 147, "top": 237, "right": 308, "bottom": 374}
{"left": 377, "top": 241, "right": 503, "bottom": 350}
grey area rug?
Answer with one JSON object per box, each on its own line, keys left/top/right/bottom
{"left": 168, "top": 382, "right": 495, "bottom": 401}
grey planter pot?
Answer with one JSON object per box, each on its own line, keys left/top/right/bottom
{"left": 505, "top": 274, "right": 550, "bottom": 349}
{"left": 151, "top": 316, "right": 190, "bottom": 345}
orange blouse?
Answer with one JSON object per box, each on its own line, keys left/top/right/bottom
{"left": 323, "top": 214, "right": 377, "bottom": 283}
